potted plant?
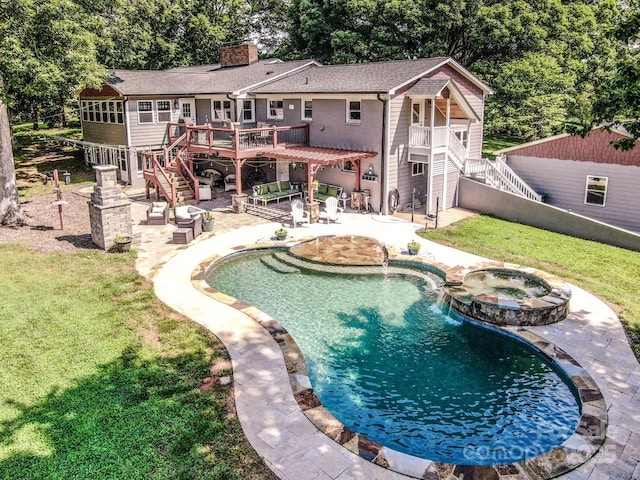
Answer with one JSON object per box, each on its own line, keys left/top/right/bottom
{"left": 407, "top": 240, "right": 421, "bottom": 256}
{"left": 202, "top": 211, "right": 215, "bottom": 232}
{"left": 113, "top": 234, "right": 132, "bottom": 252}
{"left": 274, "top": 228, "right": 288, "bottom": 240}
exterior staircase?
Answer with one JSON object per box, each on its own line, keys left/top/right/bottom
{"left": 462, "top": 156, "right": 542, "bottom": 202}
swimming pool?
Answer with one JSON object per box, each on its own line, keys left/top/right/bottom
{"left": 206, "top": 249, "right": 581, "bottom": 466}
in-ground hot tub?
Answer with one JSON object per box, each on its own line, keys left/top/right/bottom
{"left": 440, "top": 268, "right": 572, "bottom": 326}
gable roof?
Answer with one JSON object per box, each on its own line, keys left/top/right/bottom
{"left": 249, "top": 57, "right": 492, "bottom": 95}
{"left": 403, "top": 78, "right": 450, "bottom": 96}
{"left": 104, "top": 59, "right": 318, "bottom": 96}
{"left": 495, "top": 127, "right": 639, "bottom": 166}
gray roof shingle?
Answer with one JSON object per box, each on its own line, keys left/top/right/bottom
{"left": 249, "top": 57, "right": 451, "bottom": 94}
{"left": 107, "top": 59, "right": 316, "bottom": 96}
{"left": 404, "top": 78, "right": 450, "bottom": 96}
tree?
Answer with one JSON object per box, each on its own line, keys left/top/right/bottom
{"left": 583, "top": 0, "right": 640, "bottom": 150}
{"left": 0, "top": 83, "right": 24, "bottom": 226}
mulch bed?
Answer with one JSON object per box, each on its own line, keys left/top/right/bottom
{"left": 0, "top": 189, "right": 97, "bottom": 254}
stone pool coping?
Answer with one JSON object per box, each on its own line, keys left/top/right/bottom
{"left": 191, "top": 236, "right": 607, "bottom": 480}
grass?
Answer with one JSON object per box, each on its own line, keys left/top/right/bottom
{"left": 0, "top": 245, "right": 275, "bottom": 480}
{"left": 419, "top": 215, "right": 640, "bottom": 356}
{"left": 12, "top": 123, "right": 93, "bottom": 201}
{"left": 1, "top": 123, "right": 276, "bottom": 479}
{"left": 482, "top": 136, "right": 523, "bottom": 159}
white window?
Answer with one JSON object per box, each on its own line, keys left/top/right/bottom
{"left": 181, "top": 102, "right": 191, "bottom": 120}
{"left": 101, "top": 101, "right": 108, "bottom": 123}
{"left": 156, "top": 100, "right": 171, "bottom": 123}
{"left": 302, "top": 100, "right": 312, "bottom": 121}
{"left": 138, "top": 101, "right": 153, "bottom": 123}
{"left": 268, "top": 100, "right": 284, "bottom": 120}
{"left": 584, "top": 175, "right": 608, "bottom": 206}
{"left": 242, "top": 99, "right": 254, "bottom": 122}
{"left": 108, "top": 101, "right": 116, "bottom": 123}
{"left": 213, "top": 100, "right": 232, "bottom": 121}
{"left": 116, "top": 101, "right": 124, "bottom": 124}
{"left": 454, "top": 129, "right": 469, "bottom": 149}
{"left": 347, "top": 100, "right": 361, "bottom": 123}
{"left": 82, "top": 101, "right": 88, "bottom": 122}
{"left": 411, "top": 162, "right": 425, "bottom": 176}
{"left": 87, "top": 101, "right": 95, "bottom": 122}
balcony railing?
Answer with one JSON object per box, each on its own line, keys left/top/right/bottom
{"left": 167, "top": 123, "right": 309, "bottom": 156}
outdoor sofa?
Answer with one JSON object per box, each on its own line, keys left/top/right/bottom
{"left": 252, "top": 180, "right": 302, "bottom": 205}
{"left": 314, "top": 183, "right": 343, "bottom": 203}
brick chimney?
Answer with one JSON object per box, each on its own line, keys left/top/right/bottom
{"left": 220, "top": 42, "right": 259, "bottom": 67}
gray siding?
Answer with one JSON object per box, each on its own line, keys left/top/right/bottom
{"left": 127, "top": 96, "right": 182, "bottom": 147}
{"left": 82, "top": 122, "right": 126, "bottom": 145}
{"left": 307, "top": 98, "right": 383, "bottom": 210}
{"left": 388, "top": 95, "right": 410, "bottom": 205}
{"left": 458, "top": 177, "right": 640, "bottom": 251}
{"left": 507, "top": 155, "right": 640, "bottom": 233}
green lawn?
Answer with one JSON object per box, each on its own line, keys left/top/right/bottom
{"left": 419, "top": 215, "right": 640, "bottom": 356}
{"left": 0, "top": 245, "right": 275, "bottom": 480}
{"left": 482, "top": 136, "right": 522, "bottom": 159}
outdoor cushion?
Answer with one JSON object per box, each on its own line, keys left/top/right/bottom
{"left": 327, "top": 186, "right": 339, "bottom": 197}
{"left": 151, "top": 206, "right": 165, "bottom": 214}
{"left": 280, "top": 180, "right": 291, "bottom": 191}
{"left": 318, "top": 183, "right": 328, "bottom": 194}
{"left": 268, "top": 183, "right": 279, "bottom": 193}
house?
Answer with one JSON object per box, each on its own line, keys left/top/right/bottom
{"left": 495, "top": 128, "right": 640, "bottom": 233}
{"left": 78, "top": 42, "right": 492, "bottom": 214}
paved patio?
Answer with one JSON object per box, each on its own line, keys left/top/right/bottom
{"left": 127, "top": 188, "right": 640, "bottom": 480}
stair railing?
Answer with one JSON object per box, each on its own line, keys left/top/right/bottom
{"left": 175, "top": 148, "right": 200, "bottom": 203}
{"left": 144, "top": 151, "right": 176, "bottom": 205}
{"left": 462, "top": 157, "right": 542, "bottom": 202}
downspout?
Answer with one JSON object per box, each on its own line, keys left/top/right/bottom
{"left": 376, "top": 93, "right": 388, "bottom": 214}
{"left": 123, "top": 98, "right": 134, "bottom": 185}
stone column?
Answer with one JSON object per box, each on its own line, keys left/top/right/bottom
{"left": 304, "top": 201, "right": 320, "bottom": 223}
{"left": 88, "top": 165, "right": 132, "bottom": 250}
{"left": 231, "top": 193, "right": 248, "bottom": 213}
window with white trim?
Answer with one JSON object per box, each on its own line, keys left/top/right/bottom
{"left": 87, "top": 101, "right": 94, "bottom": 121}
{"left": 584, "top": 175, "right": 608, "bottom": 206}
{"left": 347, "top": 100, "right": 361, "bottom": 123}
{"left": 268, "top": 100, "right": 284, "bottom": 120}
{"left": 138, "top": 101, "right": 154, "bottom": 123}
{"left": 302, "top": 100, "right": 312, "bottom": 121}
{"left": 101, "top": 101, "right": 108, "bottom": 122}
{"left": 411, "top": 162, "right": 425, "bottom": 176}
{"left": 81, "top": 100, "right": 125, "bottom": 124}
{"left": 242, "top": 100, "right": 254, "bottom": 122}
{"left": 453, "top": 129, "right": 469, "bottom": 149}
{"left": 116, "top": 101, "right": 124, "bottom": 123}
{"left": 156, "top": 100, "right": 171, "bottom": 122}
{"left": 213, "top": 100, "right": 232, "bottom": 121}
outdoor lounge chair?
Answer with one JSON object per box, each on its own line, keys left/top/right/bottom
{"left": 291, "top": 199, "right": 310, "bottom": 227}
{"left": 175, "top": 205, "right": 206, "bottom": 223}
{"left": 224, "top": 174, "right": 237, "bottom": 192}
{"left": 146, "top": 201, "right": 169, "bottom": 225}
{"left": 320, "top": 196, "right": 343, "bottom": 224}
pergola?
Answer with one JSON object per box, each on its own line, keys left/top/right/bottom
{"left": 243, "top": 145, "right": 378, "bottom": 203}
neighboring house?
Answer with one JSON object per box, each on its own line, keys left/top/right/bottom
{"left": 78, "top": 42, "right": 492, "bottom": 214}
{"left": 496, "top": 128, "right": 640, "bottom": 233}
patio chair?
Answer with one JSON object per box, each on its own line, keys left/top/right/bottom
{"left": 177, "top": 215, "right": 202, "bottom": 239}
{"left": 175, "top": 205, "right": 206, "bottom": 223}
{"left": 291, "top": 199, "right": 310, "bottom": 227}
{"left": 224, "top": 174, "right": 237, "bottom": 192}
{"left": 146, "top": 201, "right": 169, "bottom": 225}
{"left": 321, "top": 196, "right": 344, "bottom": 224}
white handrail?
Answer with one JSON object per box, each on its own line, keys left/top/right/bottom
{"left": 462, "top": 157, "right": 542, "bottom": 202}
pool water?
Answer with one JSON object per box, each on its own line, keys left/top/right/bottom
{"left": 451, "top": 270, "right": 550, "bottom": 301}
{"left": 206, "top": 251, "right": 580, "bottom": 465}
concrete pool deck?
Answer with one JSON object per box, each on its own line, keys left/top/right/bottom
{"left": 128, "top": 194, "right": 640, "bottom": 479}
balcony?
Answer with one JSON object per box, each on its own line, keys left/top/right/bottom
{"left": 167, "top": 123, "right": 309, "bottom": 159}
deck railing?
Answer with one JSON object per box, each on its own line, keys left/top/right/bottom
{"left": 167, "top": 123, "right": 309, "bottom": 155}
{"left": 463, "top": 157, "right": 542, "bottom": 202}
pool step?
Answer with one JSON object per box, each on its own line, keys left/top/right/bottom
{"left": 273, "top": 252, "right": 442, "bottom": 288}
{"left": 260, "top": 254, "right": 301, "bottom": 274}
